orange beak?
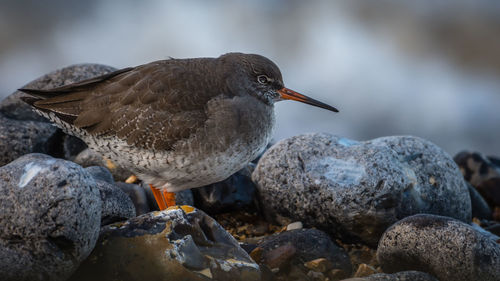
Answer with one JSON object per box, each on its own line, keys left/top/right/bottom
{"left": 277, "top": 87, "right": 339, "bottom": 113}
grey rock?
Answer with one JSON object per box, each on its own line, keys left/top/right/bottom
{"left": 254, "top": 229, "right": 352, "bottom": 277}
{"left": 467, "top": 183, "right": 492, "bottom": 220}
{"left": 0, "top": 115, "right": 58, "bottom": 166}
{"left": 96, "top": 180, "right": 136, "bottom": 226}
{"left": 176, "top": 189, "right": 195, "bottom": 206}
{"left": 377, "top": 214, "right": 500, "bottom": 281}
{"left": 85, "top": 166, "right": 114, "bottom": 184}
{"left": 343, "top": 271, "right": 438, "bottom": 281}
{"left": 0, "top": 153, "right": 101, "bottom": 281}
{"left": 115, "top": 182, "right": 151, "bottom": 215}
{"left": 253, "top": 133, "right": 471, "bottom": 245}
{"left": 69, "top": 206, "right": 261, "bottom": 281}
{"left": 73, "top": 148, "right": 133, "bottom": 181}
{"left": 192, "top": 163, "right": 257, "bottom": 215}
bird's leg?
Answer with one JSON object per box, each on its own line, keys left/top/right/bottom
{"left": 162, "top": 190, "right": 176, "bottom": 207}
{"left": 149, "top": 184, "right": 167, "bottom": 210}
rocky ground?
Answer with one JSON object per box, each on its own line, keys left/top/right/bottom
{"left": 0, "top": 64, "right": 499, "bottom": 281}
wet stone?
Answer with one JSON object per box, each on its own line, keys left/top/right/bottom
{"left": 69, "top": 206, "right": 261, "bottom": 281}
{"left": 254, "top": 228, "right": 352, "bottom": 280}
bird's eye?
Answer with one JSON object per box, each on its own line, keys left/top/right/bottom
{"left": 257, "top": 75, "right": 269, "bottom": 84}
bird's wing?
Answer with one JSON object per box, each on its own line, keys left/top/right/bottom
{"left": 20, "top": 61, "right": 212, "bottom": 151}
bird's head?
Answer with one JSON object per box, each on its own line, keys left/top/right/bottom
{"left": 219, "top": 52, "right": 338, "bottom": 113}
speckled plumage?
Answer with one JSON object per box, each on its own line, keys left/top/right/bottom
{"left": 20, "top": 53, "right": 337, "bottom": 192}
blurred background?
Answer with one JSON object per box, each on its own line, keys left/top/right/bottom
{"left": 1, "top": 0, "right": 499, "bottom": 156}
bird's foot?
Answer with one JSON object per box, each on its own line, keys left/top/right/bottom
{"left": 149, "top": 184, "right": 176, "bottom": 210}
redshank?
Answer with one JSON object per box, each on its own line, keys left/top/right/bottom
{"left": 20, "top": 53, "right": 338, "bottom": 210}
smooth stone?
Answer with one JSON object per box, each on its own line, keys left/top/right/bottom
{"left": 286, "top": 221, "right": 303, "bottom": 231}
{"left": 252, "top": 228, "right": 352, "bottom": 278}
{"left": 192, "top": 163, "right": 257, "bottom": 215}
{"left": 0, "top": 153, "right": 101, "bottom": 281}
{"left": 467, "top": 183, "right": 492, "bottom": 219}
{"left": 377, "top": 214, "right": 500, "bottom": 281}
{"left": 69, "top": 206, "right": 261, "bottom": 281}
{"left": 253, "top": 134, "right": 471, "bottom": 245}
{"left": 343, "top": 271, "right": 438, "bottom": 281}
{"left": 0, "top": 115, "right": 58, "bottom": 166}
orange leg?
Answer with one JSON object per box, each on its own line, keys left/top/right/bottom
{"left": 149, "top": 184, "right": 167, "bottom": 210}
{"left": 162, "top": 190, "right": 176, "bottom": 207}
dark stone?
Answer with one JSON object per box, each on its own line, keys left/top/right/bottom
{"left": 467, "top": 183, "right": 492, "bottom": 219}
{"left": 95, "top": 180, "right": 136, "bottom": 226}
{"left": 254, "top": 228, "right": 352, "bottom": 278}
{"left": 69, "top": 206, "right": 260, "bottom": 281}
{"left": 0, "top": 153, "right": 101, "bottom": 281}
{"left": 454, "top": 151, "right": 500, "bottom": 187}
{"left": 343, "top": 271, "right": 438, "bottom": 281}
{"left": 477, "top": 178, "right": 500, "bottom": 207}
{"left": 115, "top": 182, "right": 151, "bottom": 215}
{"left": 193, "top": 163, "right": 257, "bottom": 214}
{"left": 0, "top": 115, "right": 58, "bottom": 166}
{"left": 377, "top": 214, "right": 500, "bottom": 281}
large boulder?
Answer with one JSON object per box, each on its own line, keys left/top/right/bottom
{"left": 0, "top": 153, "right": 102, "bottom": 281}
{"left": 253, "top": 133, "right": 471, "bottom": 245}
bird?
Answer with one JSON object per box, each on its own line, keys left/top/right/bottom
{"left": 19, "top": 52, "right": 338, "bottom": 210}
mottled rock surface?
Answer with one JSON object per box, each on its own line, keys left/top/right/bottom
{"left": 253, "top": 133, "right": 471, "bottom": 245}
{"left": 343, "top": 271, "right": 438, "bottom": 281}
{"left": 377, "top": 214, "right": 500, "bottom": 281}
{"left": 0, "top": 115, "right": 58, "bottom": 166}
{"left": 0, "top": 153, "right": 101, "bottom": 281}
{"left": 69, "top": 206, "right": 260, "bottom": 281}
